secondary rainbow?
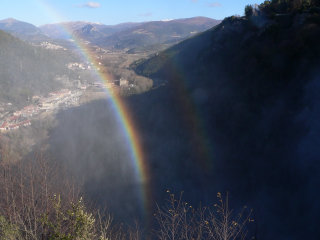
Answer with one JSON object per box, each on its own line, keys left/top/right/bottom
{"left": 36, "top": 0, "right": 151, "bottom": 214}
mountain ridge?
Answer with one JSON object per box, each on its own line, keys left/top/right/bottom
{"left": 94, "top": 17, "right": 220, "bottom": 52}
{"left": 0, "top": 18, "right": 49, "bottom": 42}
{"left": 39, "top": 17, "right": 221, "bottom": 52}
{"left": 39, "top": 21, "right": 143, "bottom": 40}
{"left": 0, "top": 17, "right": 220, "bottom": 52}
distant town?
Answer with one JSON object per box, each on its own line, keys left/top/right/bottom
{"left": 0, "top": 38, "right": 140, "bottom": 133}
{"left": 0, "top": 71, "right": 132, "bottom": 133}
{"left": 0, "top": 88, "right": 83, "bottom": 132}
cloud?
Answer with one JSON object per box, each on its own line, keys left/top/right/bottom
{"left": 208, "top": 2, "right": 222, "bottom": 7}
{"left": 139, "top": 12, "right": 153, "bottom": 17}
{"left": 78, "top": 2, "right": 101, "bottom": 8}
{"left": 191, "top": 0, "right": 199, "bottom": 2}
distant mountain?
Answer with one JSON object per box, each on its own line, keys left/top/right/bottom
{"left": 40, "top": 17, "right": 220, "bottom": 52}
{"left": 73, "top": 22, "right": 143, "bottom": 43}
{"left": 0, "top": 17, "right": 220, "bottom": 51}
{"left": 0, "top": 30, "right": 74, "bottom": 106}
{"left": 132, "top": 4, "right": 320, "bottom": 240}
{"left": 0, "top": 18, "right": 49, "bottom": 42}
{"left": 96, "top": 17, "right": 221, "bottom": 52}
{"left": 40, "top": 21, "right": 143, "bottom": 40}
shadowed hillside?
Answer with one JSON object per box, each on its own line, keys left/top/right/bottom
{"left": 130, "top": 1, "right": 320, "bottom": 239}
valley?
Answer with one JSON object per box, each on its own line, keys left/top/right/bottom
{"left": 0, "top": 1, "right": 320, "bottom": 239}
{"left": 0, "top": 40, "right": 154, "bottom": 162}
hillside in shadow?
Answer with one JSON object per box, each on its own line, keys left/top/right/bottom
{"left": 130, "top": 2, "right": 320, "bottom": 239}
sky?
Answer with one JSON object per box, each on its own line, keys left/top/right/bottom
{"left": 0, "top": 0, "right": 264, "bottom": 26}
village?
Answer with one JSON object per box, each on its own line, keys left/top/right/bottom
{"left": 0, "top": 88, "right": 82, "bottom": 132}
{"left": 0, "top": 43, "right": 140, "bottom": 134}
{"left": 0, "top": 76, "right": 133, "bottom": 133}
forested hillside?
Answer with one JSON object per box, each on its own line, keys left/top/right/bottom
{"left": 0, "top": 30, "right": 74, "bottom": 106}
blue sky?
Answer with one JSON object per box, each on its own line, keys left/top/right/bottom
{"left": 0, "top": 0, "right": 264, "bottom": 26}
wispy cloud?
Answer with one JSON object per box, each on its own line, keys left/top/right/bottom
{"left": 139, "top": 12, "right": 153, "bottom": 17}
{"left": 78, "top": 2, "right": 101, "bottom": 8}
{"left": 208, "top": 2, "right": 222, "bottom": 8}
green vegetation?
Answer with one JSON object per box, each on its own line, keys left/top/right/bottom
{"left": 0, "top": 216, "right": 20, "bottom": 240}
{"left": 41, "top": 196, "right": 96, "bottom": 240}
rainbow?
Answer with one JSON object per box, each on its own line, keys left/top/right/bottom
{"left": 163, "top": 62, "right": 214, "bottom": 171}
{"left": 36, "top": 0, "right": 151, "bottom": 216}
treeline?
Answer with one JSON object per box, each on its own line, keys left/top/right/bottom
{"left": 0, "top": 151, "right": 253, "bottom": 239}
{"left": 245, "top": 0, "right": 320, "bottom": 17}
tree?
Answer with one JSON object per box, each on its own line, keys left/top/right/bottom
{"left": 245, "top": 5, "right": 254, "bottom": 17}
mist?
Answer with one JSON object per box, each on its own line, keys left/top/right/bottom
{"left": 42, "top": 99, "right": 146, "bottom": 224}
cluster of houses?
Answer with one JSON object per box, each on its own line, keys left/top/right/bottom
{"left": 0, "top": 89, "right": 82, "bottom": 133}
{"left": 0, "top": 118, "right": 31, "bottom": 132}
{"left": 0, "top": 104, "right": 38, "bottom": 132}
{"left": 39, "top": 42, "right": 67, "bottom": 50}
{"left": 67, "top": 62, "right": 88, "bottom": 70}
{"left": 0, "top": 75, "right": 134, "bottom": 133}
{"left": 67, "top": 62, "right": 103, "bottom": 71}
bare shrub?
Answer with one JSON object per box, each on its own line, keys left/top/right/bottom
{"left": 0, "top": 149, "right": 140, "bottom": 240}
{"left": 0, "top": 142, "right": 252, "bottom": 240}
{"left": 155, "top": 191, "right": 253, "bottom": 240}
{"left": 0, "top": 151, "right": 80, "bottom": 239}
{"left": 205, "top": 192, "right": 253, "bottom": 240}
